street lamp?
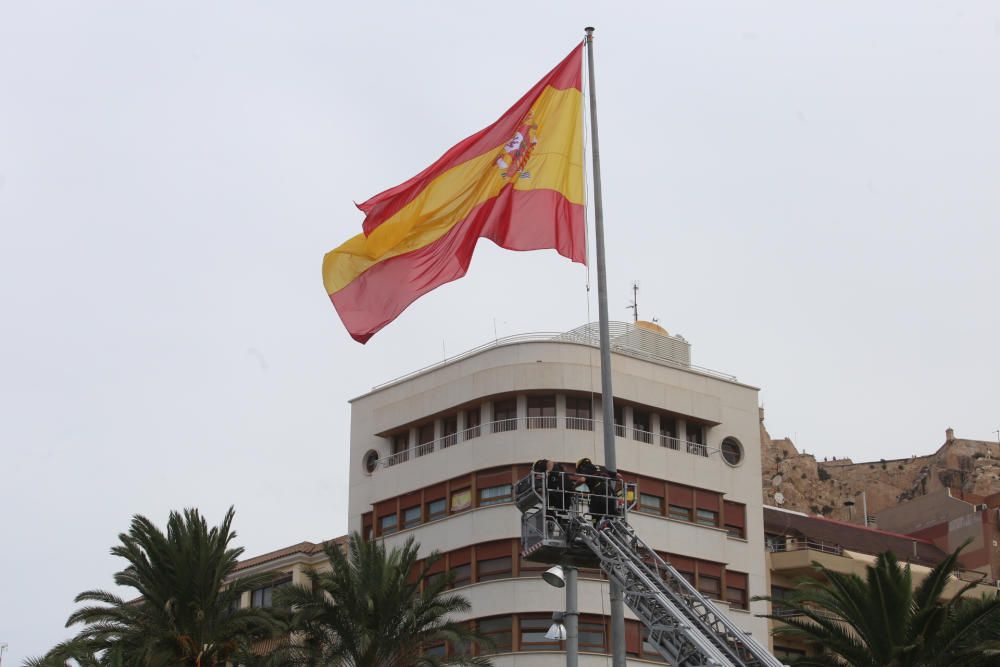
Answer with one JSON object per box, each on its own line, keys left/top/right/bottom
{"left": 546, "top": 612, "right": 568, "bottom": 640}
{"left": 543, "top": 564, "right": 578, "bottom": 667}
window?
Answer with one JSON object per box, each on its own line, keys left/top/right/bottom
{"left": 520, "top": 616, "right": 560, "bottom": 651}
{"left": 251, "top": 574, "right": 292, "bottom": 608}
{"left": 686, "top": 422, "right": 706, "bottom": 455}
{"left": 613, "top": 403, "right": 625, "bottom": 437}
{"left": 492, "top": 399, "right": 517, "bottom": 432}
{"left": 423, "top": 644, "right": 445, "bottom": 657}
{"left": 578, "top": 619, "right": 607, "bottom": 652}
{"left": 479, "top": 484, "right": 513, "bottom": 506}
{"left": 641, "top": 626, "right": 668, "bottom": 662}
{"left": 774, "top": 646, "right": 807, "bottom": 660}
{"left": 659, "top": 415, "right": 677, "bottom": 449}
{"left": 526, "top": 395, "right": 556, "bottom": 428}
{"left": 363, "top": 449, "right": 379, "bottom": 474}
{"left": 723, "top": 500, "right": 746, "bottom": 538}
{"left": 726, "top": 586, "right": 747, "bottom": 610}
{"left": 696, "top": 508, "right": 719, "bottom": 527}
{"left": 391, "top": 433, "right": 409, "bottom": 463}
{"left": 449, "top": 563, "right": 471, "bottom": 588}
{"left": 450, "top": 488, "right": 472, "bottom": 513}
{"left": 698, "top": 575, "right": 721, "bottom": 599}
{"left": 417, "top": 422, "right": 435, "bottom": 456}
{"left": 632, "top": 409, "right": 652, "bottom": 443}
{"left": 441, "top": 416, "right": 458, "bottom": 448}
{"left": 477, "top": 556, "right": 512, "bottom": 582}
{"left": 402, "top": 506, "right": 421, "bottom": 529}
{"left": 669, "top": 504, "right": 692, "bottom": 522}
{"left": 565, "top": 396, "right": 593, "bottom": 430}
{"left": 478, "top": 616, "right": 512, "bottom": 654}
{"left": 379, "top": 513, "right": 398, "bottom": 535}
{"left": 464, "top": 408, "right": 481, "bottom": 439}
{"left": 639, "top": 493, "right": 664, "bottom": 515}
{"left": 426, "top": 498, "right": 446, "bottom": 521}
{"left": 721, "top": 436, "right": 743, "bottom": 465}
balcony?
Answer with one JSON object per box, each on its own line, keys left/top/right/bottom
{"left": 375, "top": 416, "right": 723, "bottom": 470}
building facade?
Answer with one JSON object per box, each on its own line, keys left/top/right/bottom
{"left": 346, "top": 322, "right": 771, "bottom": 664}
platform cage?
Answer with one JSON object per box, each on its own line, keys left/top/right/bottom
{"left": 516, "top": 468, "right": 638, "bottom": 568}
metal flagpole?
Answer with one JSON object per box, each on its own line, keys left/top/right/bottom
{"left": 584, "top": 26, "right": 627, "bottom": 667}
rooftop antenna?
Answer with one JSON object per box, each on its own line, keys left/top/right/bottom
{"left": 626, "top": 281, "right": 639, "bottom": 322}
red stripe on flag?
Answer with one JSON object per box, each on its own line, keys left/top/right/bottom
{"left": 358, "top": 46, "right": 582, "bottom": 237}
{"left": 332, "top": 187, "right": 585, "bottom": 343}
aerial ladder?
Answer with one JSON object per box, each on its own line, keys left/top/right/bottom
{"left": 517, "top": 470, "right": 786, "bottom": 667}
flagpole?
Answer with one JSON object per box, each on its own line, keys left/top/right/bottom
{"left": 584, "top": 26, "right": 627, "bottom": 667}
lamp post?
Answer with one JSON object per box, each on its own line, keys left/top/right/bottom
{"left": 544, "top": 565, "right": 579, "bottom": 667}
{"left": 0, "top": 642, "right": 8, "bottom": 667}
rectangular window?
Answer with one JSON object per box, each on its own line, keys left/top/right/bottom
{"left": 669, "top": 504, "right": 692, "bottom": 522}
{"left": 441, "top": 416, "right": 458, "bottom": 448}
{"left": 686, "top": 422, "right": 706, "bottom": 455}
{"left": 520, "top": 616, "right": 560, "bottom": 651}
{"left": 478, "top": 484, "right": 513, "bottom": 506}
{"left": 464, "top": 408, "right": 481, "bottom": 439}
{"left": 726, "top": 586, "right": 747, "bottom": 610}
{"left": 639, "top": 493, "right": 664, "bottom": 515}
{"left": 478, "top": 616, "right": 512, "bottom": 654}
{"left": 449, "top": 563, "right": 471, "bottom": 588}
{"left": 450, "top": 488, "right": 472, "bottom": 513}
{"left": 526, "top": 395, "right": 556, "bottom": 429}
{"left": 565, "top": 396, "right": 593, "bottom": 430}
{"left": 641, "top": 626, "right": 668, "bottom": 662}
{"left": 402, "top": 505, "right": 421, "bottom": 529}
{"left": 426, "top": 498, "right": 446, "bottom": 521}
{"left": 632, "top": 409, "right": 652, "bottom": 443}
{"left": 416, "top": 422, "right": 435, "bottom": 456}
{"left": 723, "top": 500, "right": 746, "bottom": 539}
{"left": 391, "top": 433, "right": 409, "bottom": 463}
{"left": 379, "top": 513, "right": 398, "bottom": 535}
{"left": 477, "top": 556, "right": 512, "bottom": 582}
{"left": 695, "top": 508, "right": 719, "bottom": 527}
{"left": 578, "top": 619, "right": 607, "bottom": 652}
{"left": 423, "top": 644, "right": 445, "bottom": 657}
{"left": 659, "top": 415, "right": 677, "bottom": 449}
{"left": 613, "top": 403, "right": 625, "bottom": 437}
{"left": 251, "top": 574, "right": 292, "bottom": 609}
{"left": 492, "top": 399, "right": 517, "bottom": 432}
{"left": 698, "top": 575, "right": 721, "bottom": 599}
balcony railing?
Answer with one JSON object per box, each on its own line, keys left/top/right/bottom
{"left": 374, "top": 416, "right": 722, "bottom": 469}
{"left": 767, "top": 539, "right": 844, "bottom": 556}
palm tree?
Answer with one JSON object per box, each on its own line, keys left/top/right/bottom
{"left": 274, "top": 533, "right": 493, "bottom": 667}
{"left": 756, "top": 543, "right": 1000, "bottom": 666}
{"left": 28, "top": 507, "right": 283, "bottom": 667}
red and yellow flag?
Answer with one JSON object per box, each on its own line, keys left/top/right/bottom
{"left": 323, "top": 45, "right": 585, "bottom": 343}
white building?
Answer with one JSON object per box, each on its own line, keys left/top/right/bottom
{"left": 347, "top": 321, "right": 770, "bottom": 664}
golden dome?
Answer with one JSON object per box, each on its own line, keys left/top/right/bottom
{"left": 635, "top": 320, "right": 668, "bottom": 335}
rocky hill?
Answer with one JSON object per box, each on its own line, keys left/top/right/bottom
{"left": 759, "top": 411, "right": 1000, "bottom": 523}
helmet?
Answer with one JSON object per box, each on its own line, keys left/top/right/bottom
{"left": 576, "top": 457, "right": 596, "bottom": 474}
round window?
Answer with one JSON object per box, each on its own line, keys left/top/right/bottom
{"left": 363, "top": 450, "right": 380, "bottom": 474}
{"left": 721, "top": 437, "right": 743, "bottom": 466}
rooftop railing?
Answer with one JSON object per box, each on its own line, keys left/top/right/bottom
{"left": 767, "top": 539, "right": 844, "bottom": 556}
{"left": 374, "top": 416, "right": 722, "bottom": 469}
{"left": 369, "top": 323, "right": 737, "bottom": 392}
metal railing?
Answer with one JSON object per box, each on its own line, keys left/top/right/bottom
{"left": 767, "top": 539, "right": 844, "bottom": 556}
{"left": 369, "top": 322, "right": 737, "bottom": 393}
{"left": 374, "top": 416, "right": 723, "bottom": 469}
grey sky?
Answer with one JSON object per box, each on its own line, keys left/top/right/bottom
{"left": 2, "top": 1, "right": 998, "bottom": 661}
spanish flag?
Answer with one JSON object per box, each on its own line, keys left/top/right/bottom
{"left": 323, "top": 45, "right": 585, "bottom": 343}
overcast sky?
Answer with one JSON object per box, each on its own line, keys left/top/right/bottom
{"left": 2, "top": 1, "right": 999, "bottom": 660}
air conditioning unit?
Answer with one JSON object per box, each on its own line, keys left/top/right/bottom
{"left": 976, "top": 503, "right": 988, "bottom": 511}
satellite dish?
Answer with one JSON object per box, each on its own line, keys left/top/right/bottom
{"left": 771, "top": 474, "right": 783, "bottom": 487}
{"left": 774, "top": 492, "right": 785, "bottom": 505}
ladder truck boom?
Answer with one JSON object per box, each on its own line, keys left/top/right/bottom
{"left": 518, "top": 470, "right": 786, "bottom": 667}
